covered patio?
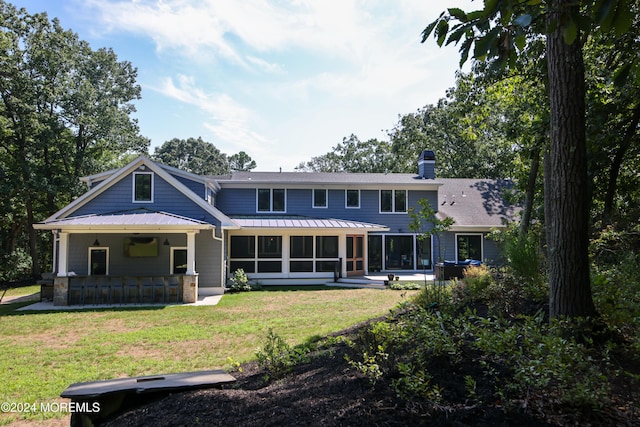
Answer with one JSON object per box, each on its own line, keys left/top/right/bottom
{"left": 34, "top": 209, "right": 219, "bottom": 306}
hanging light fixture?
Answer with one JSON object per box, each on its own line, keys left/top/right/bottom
{"left": 163, "top": 238, "right": 170, "bottom": 246}
{"left": 93, "top": 235, "right": 100, "bottom": 246}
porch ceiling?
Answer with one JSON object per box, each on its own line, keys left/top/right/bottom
{"left": 230, "top": 215, "right": 389, "bottom": 231}
{"left": 34, "top": 210, "right": 214, "bottom": 231}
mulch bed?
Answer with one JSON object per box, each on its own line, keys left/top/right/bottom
{"left": 100, "top": 316, "right": 640, "bottom": 427}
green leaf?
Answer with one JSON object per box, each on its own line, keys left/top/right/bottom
{"left": 448, "top": 7, "right": 468, "bottom": 22}
{"left": 594, "top": 0, "right": 616, "bottom": 30}
{"left": 612, "top": 0, "right": 633, "bottom": 35}
{"left": 421, "top": 13, "right": 444, "bottom": 42}
{"left": 446, "top": 24, "right": 470, "bottom": 46}
{"left": 514, "top": 14, "right": 532, "bottom": 28}
{"left": 562, "top": 19, "right": 578, "bottom": 44}
{"left": 436, "top": 19, "right": 449, "bottom": 46}
{"left": 612, "top": 63, "right": 631, "bottom": 87}
{"left": 515, "top": 34, "right": 526, "bottom": 51}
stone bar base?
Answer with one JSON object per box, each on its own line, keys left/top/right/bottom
{"left": 183, "top": 274, "right": 198, "bottom": 303}
{"left": 54, "top": 277, "right": 69, "bottom": 306}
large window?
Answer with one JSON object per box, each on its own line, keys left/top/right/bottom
{"left": 133, "top": 172, "right": 153, "bottom": 202}
{"left": 346, "top": 189, "right": 360, "bottom": 208}
{"left": 456, "top": 234, "right": 483, "bottom": 262}
{"left": 385, "top": 235, "right": 414, "bottom": 270}
{"left": 290, "top": 236, "right": 314, "bottom": 272}
{"left": 229, "top": 235, "right": 282, "bottom": 273}
{"left": 313, "top": 189, "right": 327, "bottom": 208}
{"left": 257, "top": 189, "right": 286, "bottom": 212}
{"left": 380, "top": 190, "right": 407, "bottom": 213}
{"left": 417, "top": 237, "right": 432, "bottom": 269}
{"left": 316, "top": 236, "right": 339, "bottom": 272}
{"left": 368, "top": 234, "right": 432, "bottom": 272}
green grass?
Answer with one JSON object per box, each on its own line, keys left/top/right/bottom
{"left": 1, "top": 285, "right": 40, "bottom": 299}
{"left": 0, "top": 287, "right": 414, "bottom": 424}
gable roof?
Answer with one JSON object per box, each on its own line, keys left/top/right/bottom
{"left": 436, "top": 179, "right": 520, "bottom": 230}
{"left": 42, "top": 156, "right": 236, "bottom": 229}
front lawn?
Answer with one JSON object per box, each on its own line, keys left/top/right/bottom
{"left": 0, "top": 287, "right": 414, "bottom": 424}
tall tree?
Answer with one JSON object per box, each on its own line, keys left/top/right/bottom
{"left": 0, "top": 2, "right": 148, "bottom": 277}
{"left": 296, "top": 135, "right": 392, "bottom": 173}
{"left": 422, "top": 0, "right": 636, "bottom": 317}
{"left": 229, "top": 151, "right": 257, "bottom": 171}
{"left": 153, "top": 137, "right": 230, "bottom": 175}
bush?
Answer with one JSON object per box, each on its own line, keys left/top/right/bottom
{"left": 227, "top": 268, "right": 258, "bottom": 292}
{"left": 389, "top": 282, "right": 421, "bottom": 290}
{"left": 255, "top": 329, "right": 311, "bottom": 380}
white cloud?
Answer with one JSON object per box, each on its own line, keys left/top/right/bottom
{"left": 155, "top": 75, "right": 272, "bottom": 154}
{"left": 74, "top": 0, "right": 474, "bottom": 169}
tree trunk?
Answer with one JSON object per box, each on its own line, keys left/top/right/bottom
{"left": 520, "top": 148, "right": 540, "bottom": 236}
{"left": 602, "top": 104, "right": 640, "bottom": 223}
{"left": 545, "top": 0, "right": 596, "bottom": 318}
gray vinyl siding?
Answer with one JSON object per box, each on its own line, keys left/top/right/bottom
{"left": 72, "top": 172, "right": 221, "bottom": 227}
{"left": 68, "top": 234, "right": 175, "bottom": 276}
{"left": 195, "top": 232, "right": 223, "bottom": 288}
{"left": 67, "top": 232, "right": 223, "bottom": 285}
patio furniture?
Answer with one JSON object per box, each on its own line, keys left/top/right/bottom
{"left": 153, "top": 277, "right": 166, "bottom": 303}
{"left": 140, "top": 277, "right": 154, "bottom": 303}
{"left": 83, "top": 278, "right": 99, "bottom": 304}
{"left": 167, "top": 276, "right": 181, "bottom": 303}
{"left": 68, "top": 279, "right": 85, "bottom": 305}
{"left": 124, "top": 277, "right": 140, "bottom": 303}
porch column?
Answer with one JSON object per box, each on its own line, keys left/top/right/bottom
{"left": 57, "top": 232, "right": 69, "bottom": 276}
{"left": 186, "top": 231, "right": 197, "bottom": 275}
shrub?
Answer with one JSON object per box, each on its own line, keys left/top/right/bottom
{"left": 255, "top": 329, "right": 311, "bottom": 380}
{"left": 389, "top": 282, "right": 421, "bottom": 290}
{"left": 227, "top": 268, "right": 258, "bottom": 292}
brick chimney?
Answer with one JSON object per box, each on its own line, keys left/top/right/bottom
{"left": 418, "top": 150, "right": 435, "bottom": 179}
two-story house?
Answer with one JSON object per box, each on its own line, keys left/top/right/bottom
{"left": 34, "top": 150, "right": 518, "bottom": 306}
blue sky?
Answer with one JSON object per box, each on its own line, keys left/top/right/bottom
{"left": 12, "top": 0, "right": 473, "bottom": 171}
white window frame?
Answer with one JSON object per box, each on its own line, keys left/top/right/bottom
{"left": 345, "top": 189, "right": 360, "bottom": 209}
{"left": 87, "top": 247, "right": 109, "bottom": 276}
{"left": 312, "top": 189, "right": 328, "bottom": 209}
{"left": 256, "top": 188, "right": 287, "bottom": 213}
{"left": 379, "top": 189, "right": 407, "bottom": 213}
{"left": 132, "top": 172, "right": 154, "bottom": 203}
{"left": 170, "top": 247, "right": 188, "bottom": 274}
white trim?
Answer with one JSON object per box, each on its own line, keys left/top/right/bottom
{"left": 58, "top": 232, "right": 69, "bottom": 276}
{"left": 454, "top": 233, "right": 484, "bottom": 262}
{"left": 378, "top": 189, "right": 408, "bottom": 214}
{"left": 345, "top": 189, "right": 360, "bottom": 209}
{"left": 256, "top": 188, "right": 287, "bottom": 213}
{"left": 38, "top": 156, "right": 237, "bottom": 230}
{"left": 170, "top": 247, "right": 188, "bottom": 274}
{"left": 88, "top": 246, "right": 110, "bottom": 275}
{"left": 312, "top": 189, "right": 328, "bottom": 209}
{"left": 132, "top": 172, "right": 154, "bottom": 203}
